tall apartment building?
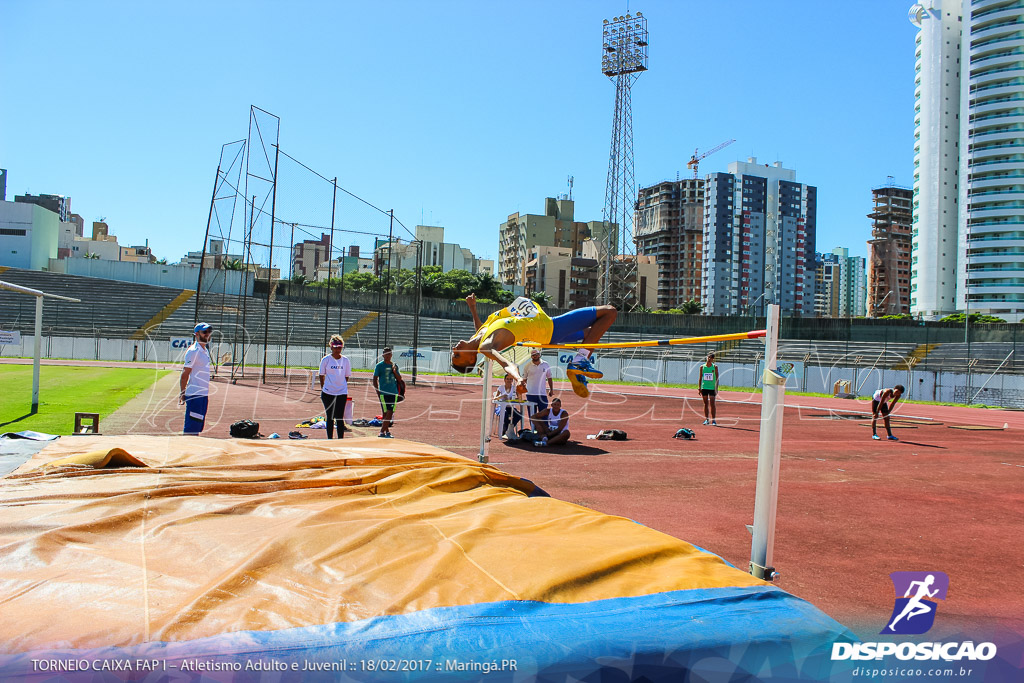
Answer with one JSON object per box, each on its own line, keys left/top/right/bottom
{"left": 291, "top": 233, "right": 331, "bottom": 280}
{"left": 498, "top": 198, "right": 605, "bottom": 287}
{"left": 910, "top": 1, "right": 1024, "bottom": 322}
{"left": 702, "top": 159, "right": 817, "bottom": 317}
{"left": 524, "top": 246, "right": 599, "bottom": 309}
{"left": 816, "top": 247, "right": 867, "bottom": 318}
{"left": 868, "top": 186, "right": 914, "bottom": 315}
{"left": 376, "top": 226, "right": 491, "bottom": 275}
{"left": 634, "top": 179, "right": 705, "bottom": 309}
{"left": 14, "top": 193, "right": 72, "bottom": 222}
{"left": 909, "top": 1, "right": 962, "bottom": 318}
{"left": 959, "top": 0, "right": 1024, "bottom": 321}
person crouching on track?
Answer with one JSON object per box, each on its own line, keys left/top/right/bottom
{"left": 871, "top": 384, "right": 905, "bottom": 441}
{"left": 529, "top": 397, "right": 570, "bottom": 448}
{"left": 318, "top": 335, "right": 352, "bottom": 439}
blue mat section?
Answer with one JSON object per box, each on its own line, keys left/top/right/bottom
{"left": 0, "top": 586, "right": 856, "bottom": 682}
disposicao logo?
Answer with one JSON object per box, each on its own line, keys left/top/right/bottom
{"left": 831, "top": 571, "right": 997, "bottom": 663}
{"left": 882, "top": 571, "right": 948, "bottom": 635}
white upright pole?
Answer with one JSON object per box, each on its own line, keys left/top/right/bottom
{"left": 750, "top": 304, "right": 786, "bottom": 581}
{"left": 32, "top": 296, "right": 43, "bottom": 413}
{"left": 478, "top": 362, "right": 493, "bottom": 463}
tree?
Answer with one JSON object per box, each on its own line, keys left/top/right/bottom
{"left": 529, "top": 291, "right": 551, "bottom": 305}
{"left": 940, "top": 312, "right": 1007, "bottom": 324}
{"left": 222, "top": 258, "right": 245, "bottom": 271}
{"left": 155, "top": 258, "right": 168, "bottom": 265}
{"left": 83, "top": 252, "right": 100, "bottom": 260}
{"left": 680, "top": 299, "right": 703, "bottom": 315}
{"left": 290, "top": 273, "right": 308, "bottom": 286}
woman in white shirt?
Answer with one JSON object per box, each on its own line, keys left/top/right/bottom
{"left": 318, "top": 335, "right": 352, "bottom": 439}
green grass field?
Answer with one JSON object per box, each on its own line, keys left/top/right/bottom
{"left": 0, "top": 365, "right": 170, "bottom": 435}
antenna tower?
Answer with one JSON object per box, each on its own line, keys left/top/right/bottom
{"left": 599, "top": 11, "right": 648, "bottom": 309}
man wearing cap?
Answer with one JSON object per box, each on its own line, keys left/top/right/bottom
{"left": 179, "top": 322, "right": 214, "bottom": 435}
{"left": 521, "top": 348, "right": 554, "bottom": 415}
{"left": 372, "top": 346, "right": 402, "bottom": 439}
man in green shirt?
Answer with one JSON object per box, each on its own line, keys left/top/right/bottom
{"left": 372, "top": 347, "right": 402, "bottom": 439}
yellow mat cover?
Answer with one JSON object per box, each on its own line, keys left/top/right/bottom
{"left": 0, "top": 436, "right": 763, "bottom": 653}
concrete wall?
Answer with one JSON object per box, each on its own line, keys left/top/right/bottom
{"left": 48, "top": 258, "right": 253, "bottom": 296}
{"left": 3, "top": 335, "right": 1021, "bottom": 408}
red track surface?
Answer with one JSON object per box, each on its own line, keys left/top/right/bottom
{"left": 15, "top": 361, "right": 1024, "bottom": 640}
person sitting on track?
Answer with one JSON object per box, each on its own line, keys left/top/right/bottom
{"left": 451, "top": 293, "right": 616, "bottom": 398}
{"left": 528, "top": 397, "right": 570, "bottom": 448}
{"left": 871, "top": 384, "right": 905, "bottom": 441}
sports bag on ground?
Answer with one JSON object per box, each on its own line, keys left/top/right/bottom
{"left": 230, "top": 419, "right": 260, "bottom": 438}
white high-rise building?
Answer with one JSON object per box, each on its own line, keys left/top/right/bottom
{"left": 959, "top": 0, "right": 1024, "bottom": 322}
{"left": 910, "top": 0, "right": 1024, "bottom": 322}
{"left": 909, "top": 1, "right": 962, "bottom": 319}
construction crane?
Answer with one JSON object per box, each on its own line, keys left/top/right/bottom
{"left": 686, "top": 139, "right": 736, "bottom": 179}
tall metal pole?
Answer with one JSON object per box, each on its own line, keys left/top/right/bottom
{"left": 195, "top": 162, "right": 222, "bottom": 324}
{"left": 750, "top": 304, "right": 786, "bottom": 582}
{"left": 238, "top": 195, "right": 256, "bottom": 379}
{"left": 32, "top": 296, "right": 42, "bottom": 413}
{"left": 478, "top": 361, "right": 493, "bottom": 463}
{"left": 325, "top": 177, "right": 337, "bottom": 349}
{"left": 284, "top": 222, "right": 294, "bottom": 377}
{"left": 412, "top": 240, "right": 422, "bottom": 385}
{"left": 384, "top": 210, "right": 394, "bottom": 346}
{"left": 599, "top": 12, "right": 647, "bottom": 309}
{"left": 261, "top": 138, "right": 281, "bottom": 385}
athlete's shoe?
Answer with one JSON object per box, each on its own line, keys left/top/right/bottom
{"left": 703, "top": 419, "right": 710, "bottom": 425}
{"left": 711, "top": 420, "right": 718, "bottom": 426}
{"left": 887, "top": 435, "right": 899, "bottom": 441}
{"left": 534, "top": 437, "right": 548, "bottom": 448}
{"left": 872, "top": 434, "right": 881, "bottom": 440}
{"left": 566, "top": 360, "right": 603, "bottom": 398}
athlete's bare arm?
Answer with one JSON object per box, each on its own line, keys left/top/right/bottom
{"left": 479, "top": 328, "right": 524, "bottom": 384}
{"left": 466, "top": 293, "right": 483, "bottom": 330}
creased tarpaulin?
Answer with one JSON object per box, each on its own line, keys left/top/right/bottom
{"left": 0, "top": 436, "right": 853, "bottom": 681}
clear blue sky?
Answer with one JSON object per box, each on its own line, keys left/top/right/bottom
{"left": 2, "top": 0, "right": 914, "bottom": 268}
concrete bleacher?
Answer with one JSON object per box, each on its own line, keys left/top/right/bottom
{"left": 0, "top": 267, "right": 193, "bottom": 337}
{"left": 2, "top": 268, "right": 1020, "bottom": 374}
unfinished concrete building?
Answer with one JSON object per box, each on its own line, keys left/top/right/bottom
{"left": 634, "top": 179, "right": 704, "bottom": 309}
{"left": 867, "top": 186, "right": 913, "bottom": 316}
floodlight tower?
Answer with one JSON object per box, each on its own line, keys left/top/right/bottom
{"left": 599, "top": 11, "right": 648, "bottom": 308}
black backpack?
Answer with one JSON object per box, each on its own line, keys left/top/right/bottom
{"left": 230, "top": 419, "right": 260, "bottom": 439}
{"left": 674, "top": 428, "right": 695, "bottom": 440}
{"left": 597, "top": 429, "right": 627, "bottom": 441}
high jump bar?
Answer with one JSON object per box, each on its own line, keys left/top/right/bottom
{"left": 515, "top": 329, "right": 766, "bottom": 350}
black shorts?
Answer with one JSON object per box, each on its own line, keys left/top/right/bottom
{"left": 872, "top": 399, "right": 889, "bottom": 416}
{"left": 700, "top": 388, "right": 717, "bottom": 397}
{"left": 378, "top": 393, "right": 398, "bottom": 412}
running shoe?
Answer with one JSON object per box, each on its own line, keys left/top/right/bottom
{"left": 703, "top": 419, "right": 710, "bottom": 425}
{"left": 711, "top": 420, "right": 718, "bottom": 426}
{"left": 534, "top": 437, "right": 548, "bottom": 448}
{"left": 567, "top": 364, "right": 603, "bottom": 398}
{"left": 383, "top": 433, "right": 394, "bottom": 439}
{"left": 377, "top": 433, "right": 387, "bottom": 438}
{"left": 872, "top": 434, "right": 881, "bottom": 440}
{"left": 887, "top": 435, "right": 899, "bottom": 441}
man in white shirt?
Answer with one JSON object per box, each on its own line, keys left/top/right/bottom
{"left": 522, "top": 349, "right": 553, "bottom": 415}
{"left": 179, "top": 322, "right": 213, "bottom": 435}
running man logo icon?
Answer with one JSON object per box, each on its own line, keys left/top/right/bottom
{"left": 881, "top": 571, "right": 949, "bottom": 635}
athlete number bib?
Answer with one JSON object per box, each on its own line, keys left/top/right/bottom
{"left": 507, "top": 297, "right": 540, "bottom": 319}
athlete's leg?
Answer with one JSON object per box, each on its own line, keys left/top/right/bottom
{"left": 547, "top": 430, "right": 571, "bottom": 446}
{"left": 581, "top": 305, "right": 618, "bottom": 345}
{"left": 709, "top": 394, "right": 717, "bottom": 420}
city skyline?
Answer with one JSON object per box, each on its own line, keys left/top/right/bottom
{"left": 2, "top": 1, "right": 913, "bottom": 269}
